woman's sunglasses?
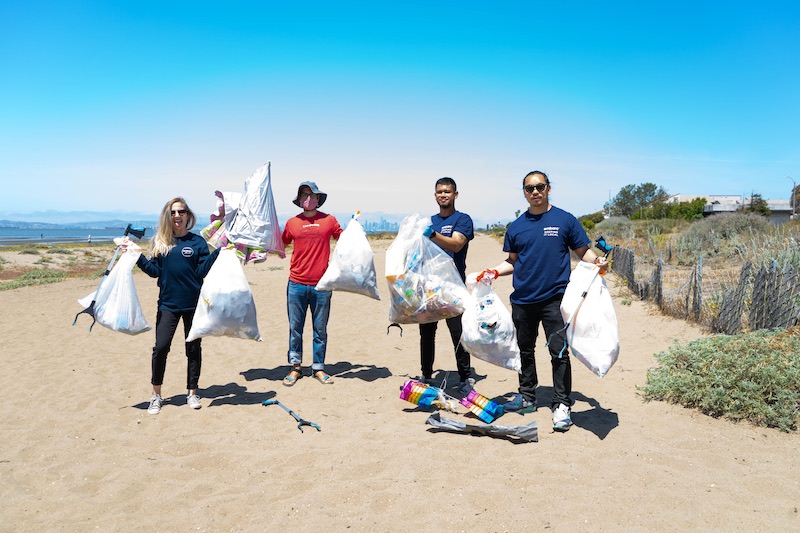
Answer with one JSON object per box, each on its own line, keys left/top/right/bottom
{"left": 170, "top": 209, "right": 188, "bottom": 215}
{"left": 524, "top": 183, "right": 548, "bottom": 193}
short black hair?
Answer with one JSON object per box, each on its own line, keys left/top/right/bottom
{"left": 523, "top": 170, "right": 549, "bottom": 186}
{"left": 436, "top": 177, "right": 457, "bottom": 190}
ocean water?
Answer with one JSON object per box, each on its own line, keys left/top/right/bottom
{"left": 0, "top": 227, "right": 145, "bottom": 245}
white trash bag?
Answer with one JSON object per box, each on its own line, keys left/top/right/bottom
{"left": 78, "top": 251, "right": 150, "bottom": 335}
{"left": 186, "top": 248, "right": 261, "bottom": 342}
{"left": 316, "top": 213, "right": 380, "bottom": 300}
{"left": 560, "top": 261, "right": 619, "bottom": 377}
{"left": 460, "top": 273, "right": 521, "bottom": 372}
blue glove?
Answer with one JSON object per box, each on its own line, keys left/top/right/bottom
{"left": 423, "top": 225, "right": 436, "bottom": 238}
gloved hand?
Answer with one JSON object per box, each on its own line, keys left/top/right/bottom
{"left": 476, "top": 269, "right": 499, "bottom": 283}
{"left": 422, "top": 225, "right": 436, "bottom": 238}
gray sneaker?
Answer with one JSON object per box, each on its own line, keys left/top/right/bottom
{"left": 504, "top": 393, "right": 535, "bottom": 412}
{"left": 553, "top": 403, "right": 572, "bottom": 431}
{"left": 187, "top": 394, "right": 202, "bottom": 410}
{"left": 147, "top": 394, "right": 162, "bottom": 415}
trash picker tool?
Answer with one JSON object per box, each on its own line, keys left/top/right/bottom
{"left": 73, "top": 224, "right": 146, "bottom": 331}
{"left": 262, "top": 399, "right": 321, "bottom": 432}
{"left": 547, "top": 236, "right": 615, "bottom": 357}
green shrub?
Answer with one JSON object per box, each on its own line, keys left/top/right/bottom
{"left": 640, "top": 329, "right": 800, "bottom": 432}
{"left": 19, "top": 249, "right": 40, "bottom": 255}
{"left": 0, "top": 269, "right": 67, "bottom": 290}
{"left": 20, "top": 269, "right": 66, "bottom": 280}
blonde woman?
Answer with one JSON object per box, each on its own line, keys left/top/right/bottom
{"left": 130, "top": 197, "right": 220, "bottom": 414}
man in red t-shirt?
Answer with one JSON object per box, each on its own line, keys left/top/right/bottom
{"left": 281, "top": 181, "right": 343, "bottom": 386}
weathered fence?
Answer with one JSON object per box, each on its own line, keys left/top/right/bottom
{"left": 611, "top": 247, "right": 800, "bottom": 334}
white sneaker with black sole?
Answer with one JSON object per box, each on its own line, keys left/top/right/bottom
{"left": 187, "top": 394, "right": 202, "bottom": 410}
{"left": 147, "top": 394, "right": 162, "bottom": 415}
{"left": 553, "top": 403, "right": 572, "bottom": 432}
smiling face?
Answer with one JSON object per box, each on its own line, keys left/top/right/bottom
{"left": 435, "top": 183, "right": 457, "bottom": 211}
{"left": 169, "top": 201, "right": 189, "bottom": 237}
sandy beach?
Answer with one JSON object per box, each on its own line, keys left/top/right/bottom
{"left": 0, "top": 234, "right": 797, "bottom": 532}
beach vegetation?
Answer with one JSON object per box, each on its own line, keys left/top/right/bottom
{"left": 640, "top": 328, "right": 800, "bottom": 432}
{"left": 19, "top": 248, "right": 41, "bottom": 255}
{"left": 0, "top": 268, "right": 67, "bottom": 290}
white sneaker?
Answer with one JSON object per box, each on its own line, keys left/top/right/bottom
{"left": 553, "top": 403, "right": 572, "bottom": 432}
{"left": 187, "top": 394, "right": 202, "bottom": 410}
{"left": 147, "top": 394, "right": 162, "bottom": 415}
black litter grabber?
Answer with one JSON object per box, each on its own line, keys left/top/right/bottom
{"left": 546, "top": 235, "right": 615, "bottom": 357}
{"left": 73, "top": 224, "right": 146, "bottom": 331}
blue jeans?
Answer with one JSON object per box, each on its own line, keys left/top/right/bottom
{"left": 287, "top": 280, "right": 333, "bottom": 371}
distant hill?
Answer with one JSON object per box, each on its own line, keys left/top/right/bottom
{"left": 0, "top": 219, "right": 157, "bottom": 230}
{"left": 0, "top": 210, "right": 508, "bottom": 233}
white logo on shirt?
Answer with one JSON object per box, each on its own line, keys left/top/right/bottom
{"left": 181, "top": 247, "right": 194, "bottom": 257}
{"left": 543, "top": 226, "right": 559, "bottom": 237}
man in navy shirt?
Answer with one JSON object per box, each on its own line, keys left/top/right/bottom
{"left": 419, "top": 177, "right": 475, "bottom": 397}
{"left": 483, "top": 171, "right": 607, "bottom": 431}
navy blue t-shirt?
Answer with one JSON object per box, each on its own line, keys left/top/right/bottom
{"left": 137, "top": 232, "right": 219, "bottom": 312}
{"left": 430, "top": 210, "right": 474, "bottom": 281}
{"left": 503, "top": 206, "right": 590, "bottom": 305}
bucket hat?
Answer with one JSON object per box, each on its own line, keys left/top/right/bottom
{"left": 293, "top": 181, "right": 328, "bottom": 208}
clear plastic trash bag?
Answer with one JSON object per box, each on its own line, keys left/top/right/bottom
{"left": 316, "top": 214, "right": 380, "bottom": 300}
{"left": 78, "top": 251, "right": 151, "bottom": 335}
{"left": 385, "top": 213, "right": 469, "bottom": 324}
{"left": 186, "top": 248, "right": 261, "bottom": 342}
{"left": 460, "top": 273, "right": 521, "bottom": 372}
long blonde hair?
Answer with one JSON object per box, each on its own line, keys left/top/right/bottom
{"left": 150, "top": 197, "right": 196, "bottom": 257}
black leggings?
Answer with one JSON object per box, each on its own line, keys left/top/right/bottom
{"left": 151, "top": 309, "right": 202, "bottom": 390}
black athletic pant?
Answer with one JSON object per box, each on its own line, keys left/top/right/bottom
{"left": 151, "top": 309, "right": 202, "bottom": 390}
{"left": 419, "top": 314, "right": 471, "bottom": 382}
{"left": 511, "top": 295, "right": 573, "bottom": 409}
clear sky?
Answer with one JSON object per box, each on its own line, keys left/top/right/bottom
{"left": 1, "top": 1, "right": 798, "bottom": 226}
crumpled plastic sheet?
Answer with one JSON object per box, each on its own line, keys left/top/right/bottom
{"left": 425, "top": 412, "right": 538, "bottom": 442}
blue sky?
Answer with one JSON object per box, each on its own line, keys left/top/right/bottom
{"left": 1, "top": 1, "right": 798, "bottom": 226}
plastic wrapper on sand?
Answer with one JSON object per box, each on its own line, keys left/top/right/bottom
{"left": 425, "top": 412, "right": 538, "bottom": 442}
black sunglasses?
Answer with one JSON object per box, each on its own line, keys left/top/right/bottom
{"left": 170, "top": 209, "right": 188, "bottom": 215}
{"left": 524, "top": 183, "right": 548, "bottom": 193}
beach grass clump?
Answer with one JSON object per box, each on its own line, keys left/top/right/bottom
{"left": 674, "top": 213, "right": 770, "bottom": 263}
{"left": 640, "top": 328, "right": 800, "bottom": 432}
{"left": 19, "top": 248, "right": 41, "bottom": 255}
{"left": 47, "top": 248, "right": 73, "bottom": 255}
{"left": 0, "top": 269, "right": 67, "bottom": 290}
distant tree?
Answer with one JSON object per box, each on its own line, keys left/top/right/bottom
{"left": 633, "top": 197, "right": 706, "bottom": 221}
{"left": 579, "top": 210, "right": 605, "bottom": 230}
{"left": 742, "top": 193, "right": 770, "bottom": 217}
{"left": 605, "top": 183, "right": 669, "bottom": 218}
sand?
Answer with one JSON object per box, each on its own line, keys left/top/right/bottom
{"left": 0, "top": 234, "right": 797, "bottom": 532}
